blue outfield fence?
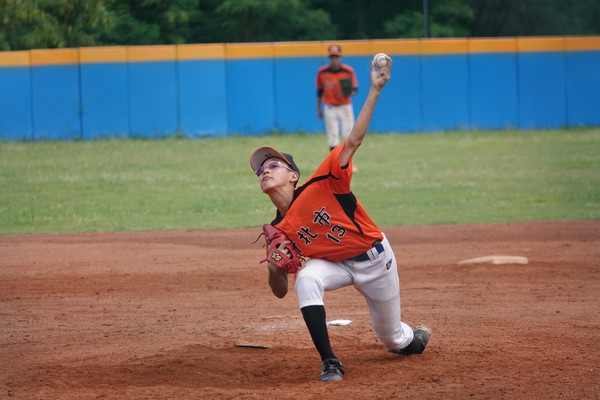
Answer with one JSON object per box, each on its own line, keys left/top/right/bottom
{"left": 178, "top": 59, "right": 228, "bottom": 137}
{"left": 80, "top": 62, "right": 129, "bottom": 139}
{"left": 469, "top": 52, "right": 519, "bottom": 130}
{"left": 32, "top": 63, "right": 82, "bottom": 140}
{"left": 0, "top": 65, "right": 33, "bottom": 140}
{"left": 0, "top": 37, "right": 599, "bottom": 141}
{"left": 519, "top": 51, "right": 567, "bottom": 129}
{"left": 566, "top": 50, "right": 600, "bottom": 127}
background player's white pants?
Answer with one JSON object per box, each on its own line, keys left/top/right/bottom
{"left": 324, "top": 103, "right": 355, "bottom": 148}
{"left": 295, "top": 235, "right": 414, "bottom": 351}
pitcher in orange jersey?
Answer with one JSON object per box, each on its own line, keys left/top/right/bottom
{"left": 251, "top": 55, "right": 431, "bottom": 382}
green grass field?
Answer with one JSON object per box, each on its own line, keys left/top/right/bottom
{"left": 1, "top": 128, "right": 599, "bottom": 235}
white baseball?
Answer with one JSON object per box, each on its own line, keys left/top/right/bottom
{"left": 373, "top": 53, "right": 388, "bottom": 68}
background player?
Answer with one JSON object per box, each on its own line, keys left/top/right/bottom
{"left": 251, "top": 55, "right": 431, "bottom": 382}
{"left": 316, "top": 45, "right": 358, "bottom": 154}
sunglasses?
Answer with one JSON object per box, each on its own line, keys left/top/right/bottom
{"left": 255, "top": 161, "right": 294, "bottom": 176}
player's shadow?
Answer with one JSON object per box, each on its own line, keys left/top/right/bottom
{"left": 34, "top": 343, "right": 314, "bottom": 391}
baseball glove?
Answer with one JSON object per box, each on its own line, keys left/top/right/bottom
{"left": 339, "top": 78, "right": 354, "bottom": 97}
{"left": 257, "top": 224, "right": 304, "bottom": 274}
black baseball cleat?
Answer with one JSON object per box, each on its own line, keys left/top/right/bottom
{"left": 319, "top": 358, "right": 345, "bottom": 382}
{"left": 388, "top": 325, "right": 432, "bottom": 355}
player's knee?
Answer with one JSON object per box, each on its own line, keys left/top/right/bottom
{"left": 295, "top": 274, "right": 324, "bottom": 303}
{"left": 295, "top": 273, "right": 322, "bottom": 292}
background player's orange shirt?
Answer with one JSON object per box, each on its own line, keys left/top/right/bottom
{"left": 316, "top": 64, "right": 358, "bottom": 107}
{"left": 272, "top": 144, "right": 383, "bottom": 262}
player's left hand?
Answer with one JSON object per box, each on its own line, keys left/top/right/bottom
{"left": 370, "top": 56, "right": 392, "bottom": 90}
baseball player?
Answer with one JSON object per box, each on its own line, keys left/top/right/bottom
{"left": 316, "top": 45, "right": 358, "bottom": 153}
{"left": 251, "top": 56, "right": 431, "bottom": 382}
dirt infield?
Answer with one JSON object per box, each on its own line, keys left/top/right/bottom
{"left": 1, "top": 221, "right": 599, "bottom": 399}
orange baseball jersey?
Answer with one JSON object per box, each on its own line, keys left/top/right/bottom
{"left": 272, "top": 143, "right": 383, "bottom": 262}
{"left": 316, "top": 64, "right": 358, "bottom": 107}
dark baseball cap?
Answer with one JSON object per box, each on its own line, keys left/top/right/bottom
{"left": 328, "top": 45, "right": 342, "bottom": 56}
{"left": 250, "top": 146, "right": 300, "bottom": 177}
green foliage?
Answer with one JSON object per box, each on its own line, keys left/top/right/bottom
{"left": 0, "top": 0, "right": 62, "bottom": 50}
{"left": 211, "top": 0, "right": 336, "bottom": 42}
{"left": 384, "top": 11, "right": 424, "bottom": 39}
{"left": 101, "top": 0, "right": 203, "bottom": 45}
{"left": 384, "top": 0, "right": 474, "bottom": 38}
{"left": 1, "top": 129, "right": 599, "bottom": 235}
{"left": 1, "top": 0, "right": 598, "bottom": 50}
{"left": 0, "top": 0, "right": 115, "bottom": 50}
{"left": 471, "top": 0, "right": 600, "bottom": 37}
{"left": 430, "top": 0, "right": 473, "bottom": 37}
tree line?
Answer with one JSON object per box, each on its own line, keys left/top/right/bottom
{"left": 1, "top": 0, "right": 599, "bottom": 51}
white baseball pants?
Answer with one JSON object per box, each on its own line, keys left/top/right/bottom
{"left": 295, "top": 235, "right": 414, "bottom": 351}
{"left": 324, "top": 103, "right": 355, "bottom": 148}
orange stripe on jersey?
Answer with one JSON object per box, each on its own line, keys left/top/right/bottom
{"left": 316, "top": 64, "right": 358, "bottom": 106}
{"left": 273, "top": 143, "right": 383, "bottom": 262}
